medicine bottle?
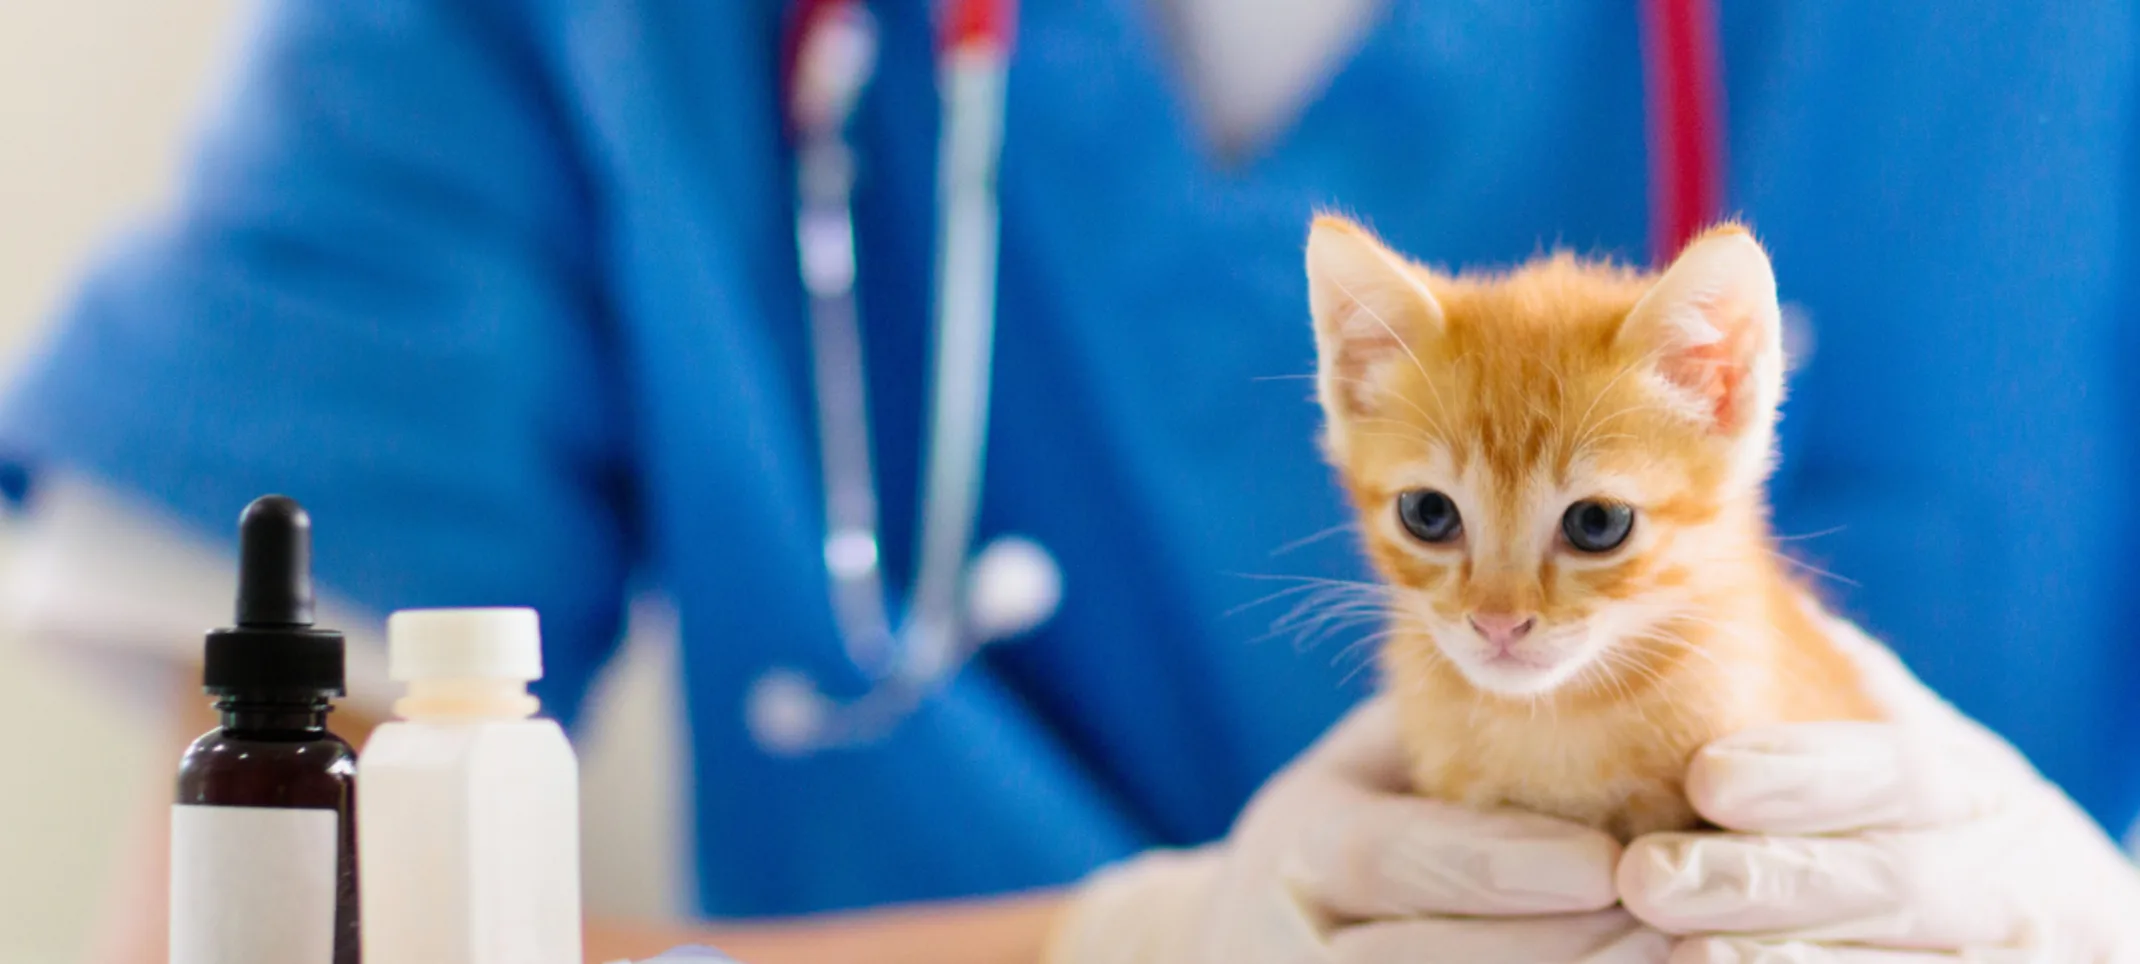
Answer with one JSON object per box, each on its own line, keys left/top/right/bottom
{"left": 359, "top": 606, "right": 583, "bottom": 964}
{"left": 171, "top": 495, "right": 358, "bottom": 964}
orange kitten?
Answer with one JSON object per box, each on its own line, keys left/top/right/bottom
{"left": 1303, "top": 215, "right": 1882, "bottom": 840}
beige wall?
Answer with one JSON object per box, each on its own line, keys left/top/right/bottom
{"left": 0, "top": 4, "right": 689, "bottom": 960}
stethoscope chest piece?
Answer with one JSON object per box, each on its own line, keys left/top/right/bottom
{"left": 747, "top": 534, "right": 1061, "bottom": 756}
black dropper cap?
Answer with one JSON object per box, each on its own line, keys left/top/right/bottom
{"left": 202, "top": 495, "right": 346, "bottom": 698}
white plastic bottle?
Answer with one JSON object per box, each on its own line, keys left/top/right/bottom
{"left": 357, "top": 607, "right": 583, "bottom": 964}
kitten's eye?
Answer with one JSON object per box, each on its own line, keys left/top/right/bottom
{"left": 1397, "top": 490, "right": 1462, "bottom": 544}
{"left": 1561, "top": 500, "right": 1635, "bottom": 553}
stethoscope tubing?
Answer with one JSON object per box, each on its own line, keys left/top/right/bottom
{"left": 756, "top": 0, "right": 1021, "bottom": 753}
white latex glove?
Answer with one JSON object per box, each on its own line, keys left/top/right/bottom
{"left": 1620, "top": 615, "right": 2140, "bottom": 963}
{"left": 1044, "top": 695, "right": 1672, "bottom": 964}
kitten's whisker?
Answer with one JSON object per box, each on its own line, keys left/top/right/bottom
{"left": 1771, "top": 526, "right": 1847, "bottom": 543}
{"left": 1766, "top": 549, "right": 1859, "bottom": 587}
{"left": 1281, "top": 608, "right": 1393, "bottom": 650}
{"left": 1338, "top": 660, "right": 1382, "bottom": 688}
{"left": 1622, "top": 628, "right": 1731, "bottom": 678}
{"left": 1296, "top": 625, "right": 1383, "bottom": 656}
{"left": 1263, "top": 593, "right": 1387, "bottom": 641}
{"left": 1257, "top": 620, "right": 1376, "bottom": 653}
{"left": 1597, "top": 647, "right": 1676, "bottom": 696}
{"left": 1599, "top": 657, "right": 1646, "bottom": 706}
{"left": 1266, "top": 582, "right": 1385, "bottom": 612}
{"left": 1264, "top": 602, "right": 1381, "bottom": 640}
{"left": 1281, "top": 602, "right": 1380, "bottom": 633}
{"left": 1252, "top": 582, "right": 1413, "bottom": 652}
{"left": 1593, "top": 652, "right": 1698, "bottom": 725}
{"left": 1224, "top": 579, "right": 1387, "bottom": 619}
{"left": 1591, "top": 647, "right": 1653, "bottom": 688}
{"left": 1659, "top": 612, "right": 1734, "bottom": 636}
{"left": 1614, "top": 633, "right": 1686, "bottom": 667}
{"left": 1223, "top": 582, "right": 1332, "bottom": 619}
{"left": 1331, "top": 630, "right": 1397, "bottom": 668}
{"left": 1292, "top": 600, "right": 1402, "bottom": 631}
{"left": 1234, "top": 586, "right": 1399, "bottom": 653}
{"left": 1228, "top": 573, "right": 1391, "bottom": 590}
{"left": 1269, "top": 522, "right": 1359, "bottom": 558}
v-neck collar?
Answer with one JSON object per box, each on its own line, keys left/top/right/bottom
{"left": 1101, "top": 0, "right": 1403, "bottom": 178}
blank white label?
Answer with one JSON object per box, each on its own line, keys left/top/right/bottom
{"left": 170, "top": 804, "right": 338, "bottom": 964}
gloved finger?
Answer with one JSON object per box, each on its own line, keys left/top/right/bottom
{"left": 1667, "top": 938, "right": 1998, "bottom": 963}
{"left": 1298, "top": 792, "right": 1622, "bottom": 918}
{"left": 1619, "top": 824, "right": 2028, "bottom": 948}
{"left": 1305, "top": 693, "right": 1414, "bottom": 789}
{"left": 1330, "top": 908, "right": 1672, "bottom": 964}
{"left": 1684, "top": 722, "right": 2018, "bottom": 836}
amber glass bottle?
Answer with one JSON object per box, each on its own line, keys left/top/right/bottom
{"left": 170, "top": 495, "right": 358, "bottom": 964}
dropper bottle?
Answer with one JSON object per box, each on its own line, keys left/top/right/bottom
{"left": 171, "top": 495, "right": 358, "bottom": 964}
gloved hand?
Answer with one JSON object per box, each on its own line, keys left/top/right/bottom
{"left": 1044, "top": 695, "right": 1671, "bottom": 964}
{"left": 1620, "top": 614, "right": 2140, "bottom": 963}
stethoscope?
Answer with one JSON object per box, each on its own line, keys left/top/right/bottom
{"left": 745, "top": 0, "right": 1726, "bottom": 756}
{"left": 747, "top": 0, "right": 1061, "bottom": 755}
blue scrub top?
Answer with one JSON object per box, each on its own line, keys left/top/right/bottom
{"left": 5, "top": 0, "right": 2139, "bottom": 917}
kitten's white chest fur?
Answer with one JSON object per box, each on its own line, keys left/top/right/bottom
{"left": 1383, "top": 630, "right": 1777, "bottom": 840}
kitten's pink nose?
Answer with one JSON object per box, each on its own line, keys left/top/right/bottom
{"left": 1469, "top": 613, "right": 1538, "bottom": 649}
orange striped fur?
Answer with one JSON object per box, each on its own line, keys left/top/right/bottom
{"left": 1304, "top": 215, "right": 1880, "bottom": 840}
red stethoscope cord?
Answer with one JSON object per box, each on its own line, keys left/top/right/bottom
{"left": 782, "top": 0, "right": 1013, "bottom": 118}
{"left": 1640, "top": 0, "right": 1728, "bottom": 263}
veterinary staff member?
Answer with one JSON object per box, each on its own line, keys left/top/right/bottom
{"left": 6, "top": 0, "right": 2140, "bottom": 961}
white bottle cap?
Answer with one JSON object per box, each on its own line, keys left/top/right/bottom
{"left": 387, "top": 607, "right": 543, "bottom": 682}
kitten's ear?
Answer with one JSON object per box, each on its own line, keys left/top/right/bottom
{"left": 1305, "top": 216, "right": 1443, "bottom": 433}
{"left": 1618, "top": 225, "right": 1785, "bottom": 452}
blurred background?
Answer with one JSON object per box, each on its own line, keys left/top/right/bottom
{"left": 5, "top": 2, "right": 2137, "bottom": 961}
{"left": 0, "top": 6, "right": 691, "bottom": 959}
